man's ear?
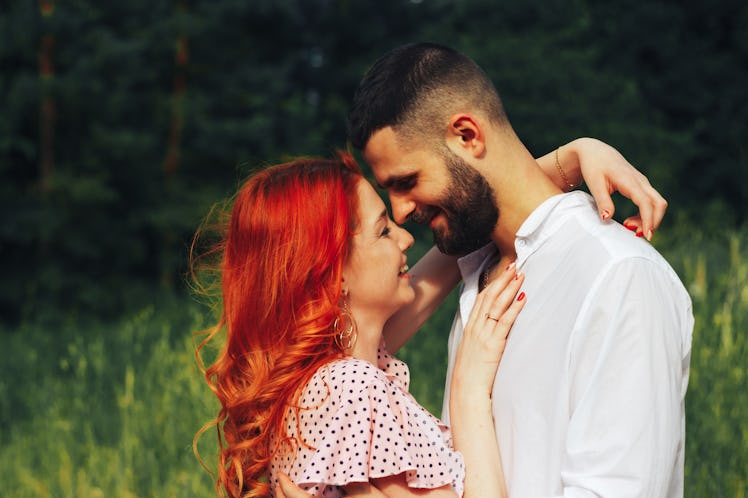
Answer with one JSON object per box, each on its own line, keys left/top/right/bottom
{"left": 446, "top": 114, "right": 486, "bottom": 158}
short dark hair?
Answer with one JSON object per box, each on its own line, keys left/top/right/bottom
{"left": 347, "top": 42, "right": 507, "bottom": 150}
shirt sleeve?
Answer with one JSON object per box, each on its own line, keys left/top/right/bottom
{"left": 557, "top": 257, "right": 693, "bottom": 497}
{"left": 295, "top": 362, "right": 464, "bottom": 495}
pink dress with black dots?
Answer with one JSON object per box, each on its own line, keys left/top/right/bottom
{"left": 268, "top": 344, "right": 465, "bottom": 497}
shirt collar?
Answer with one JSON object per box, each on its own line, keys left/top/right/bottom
{"left": 456, "top": 242, "right": 498, "bottom": 284}
{"left": 454, "top": 243, "right": 498, "bottom": 326}
{"left": 515, "top": 191, "right": 594, "bottom": 265}
{"left": 453, "top": 191, "right": 595, "bottom": 284}
{"left": 515, "top": 192, "right": 570, "bottom": 239}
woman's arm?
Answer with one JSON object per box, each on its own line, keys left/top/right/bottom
{"left": 449, "top": 262, "right": 525, "bottom": 498}
{"left": 276, "top": 474, "right": 394, "bottom": 498}
{"left": 276, "top": 474, "right": 390, "bottom": 498}
{"left": 383, "top": 246, "right": 460, "bottom": 353}
{"left": 368, "top": 476, "right": 457, "bottom": 497}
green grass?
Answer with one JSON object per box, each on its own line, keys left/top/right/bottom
{"left": 1, "top": 227, "right": 746, "bottom": 497}
{"left": 0, "top": 298, "right": 220, "bottom": 497}
{"left": 662, "top": 228, "right": 748, "bottom": 496}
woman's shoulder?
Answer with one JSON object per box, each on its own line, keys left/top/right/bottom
{"left": 296, "top": 357, "right": 387, "bottom": 406}
{"left": 295, "top": 353, "right": 413, "bottom": 422}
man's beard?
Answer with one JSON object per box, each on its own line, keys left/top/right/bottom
{"left": 412, "top": 151, "right": 499, "bottom": 256}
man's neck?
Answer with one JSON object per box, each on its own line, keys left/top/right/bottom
{"left": 490, "top": 154, "right": 564, "bottom": 257}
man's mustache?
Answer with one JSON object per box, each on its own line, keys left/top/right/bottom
{"left": 409, "top": 206, "right": 441, "bottom": 225}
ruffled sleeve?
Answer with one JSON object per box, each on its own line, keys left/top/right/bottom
{"left": 295, "top": 358, "right": 464, "bottom": 496}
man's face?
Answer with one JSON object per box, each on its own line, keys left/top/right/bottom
{"left": 363, "top": 127, "right": 498, "bottom": 256}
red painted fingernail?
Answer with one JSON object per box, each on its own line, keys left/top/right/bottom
{"left": 623, "top": 224, "right": 636, "bottom": 232}
{"left": 506, "top": 261, "right": 516, "bottom": 271}
{"left": 517, "top": 292, "right": 525, "bottom": 301}
{"left": 601, "top": 209, "right": 610, "bottom": 220}
{"left": 636, "top": 231, "right": 644, "bottom": 237}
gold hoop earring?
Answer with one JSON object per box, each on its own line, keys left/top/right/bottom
{"left": 334, "top": 292, "right": 357, "bottom": 351}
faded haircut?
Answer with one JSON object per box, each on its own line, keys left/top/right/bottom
{"left": 347, "top": 42, "right": 509, "bottom": 151}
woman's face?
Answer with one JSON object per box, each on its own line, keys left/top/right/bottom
{"left": 343, "top": 177, "right": 415, "bottom": 323}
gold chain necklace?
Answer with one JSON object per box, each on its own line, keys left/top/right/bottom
{"left": 480, "top": 256, "right": 500, "bottom": 292}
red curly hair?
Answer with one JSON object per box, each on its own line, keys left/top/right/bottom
{"left": 194, "top": 152, "right": 363, "bottom": 497}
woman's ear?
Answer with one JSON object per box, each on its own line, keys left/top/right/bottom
{"left": 446, "top": 114, "right": 486, "bottom": 158}
{"left": 340, "top": 275, "right": 348, "bottom": 297}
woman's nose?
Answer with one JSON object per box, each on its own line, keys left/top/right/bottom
{"left": 398, "top": 225, "right": 414, "bottom": 252}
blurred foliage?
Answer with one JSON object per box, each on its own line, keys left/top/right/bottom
{"left": 0, "top": 1, "right": 746, "bottom": 496}
{"left": 1, "top": 0, "right": 747, "bottom": 322}
{"left": 653, "top": 226, "right": 748, "bottom": 496}
{"left": 1, "top": 227, "right": 747, "bottom": 497}
{"left": 0, "top": 295, "right": 220, "bottom": 497}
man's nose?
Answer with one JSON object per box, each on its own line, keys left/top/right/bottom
{"left": 389, "top": 195, "right": 415, "bottom": 225}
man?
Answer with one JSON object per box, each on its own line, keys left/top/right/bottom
{"left": 280, "top": 42, "right": 692, "bottom": 497}
{"left": 354, "top": 42, "right": 693, "bottom": 497}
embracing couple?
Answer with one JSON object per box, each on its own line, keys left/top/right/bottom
{"left": 196, "top": 42, "right": 693, "bottom": 498}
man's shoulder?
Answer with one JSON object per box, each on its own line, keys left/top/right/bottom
{"left": 547, "top": 199, "right": 686, "bottom": 292}
{"left": 570, "top": 219, "right": 690, "bottom": 306}
{"left": 556, "top": 195, "right": 668, "bottom": 265}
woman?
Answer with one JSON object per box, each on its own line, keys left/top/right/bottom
{"left": 194, "top": 143, "right": 663, "bottom": 497}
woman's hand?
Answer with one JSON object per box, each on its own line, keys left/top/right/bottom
{"left": 538, "top": 137, "right": 668, "bottom": 241}
{"left": 573, "top": 138, "right": 667, "bottom": 240}
{"left": 275, "top": 473, "right": 309, "bottom": 498}
{"left": 451, "top": 262, "right": 526, "bottom": 399}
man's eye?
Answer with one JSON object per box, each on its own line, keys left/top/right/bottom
{"left": 394, "top": 176, "right": 415, "bottom": 191}
{"left": 380, "top": 226, "right": 391, "bottom": 237}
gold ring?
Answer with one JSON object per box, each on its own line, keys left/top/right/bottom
{"left": 485, "top": 312, "right": 500, "bottom": 322}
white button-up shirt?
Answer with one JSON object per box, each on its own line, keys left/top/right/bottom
{"left": 442, "top": 192, "right": 693, "bottom": 498}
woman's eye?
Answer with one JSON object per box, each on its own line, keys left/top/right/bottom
{"left": 381, "top": 226, "right": 391, "bottom": 237}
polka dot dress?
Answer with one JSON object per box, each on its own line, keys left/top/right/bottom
{"left": 269, "top": 343, "right": 465, "bottom": 497}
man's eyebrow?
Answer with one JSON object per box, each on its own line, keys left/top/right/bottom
{"left": 375, "top": 177, "right": 392, "bottom": 189}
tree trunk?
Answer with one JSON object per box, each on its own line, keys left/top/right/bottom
{"left": 163, "top": 0, "right": 189, "bottom": 177}
{"left": 38, "top": 0, "right": 55, "bottom": 195}
{"left": 161, "top": 0, "right": 190, "bottom": 288}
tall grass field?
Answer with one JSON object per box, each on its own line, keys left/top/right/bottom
{"left": 1, "top": 228, "right": 746, "bottom": 497}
